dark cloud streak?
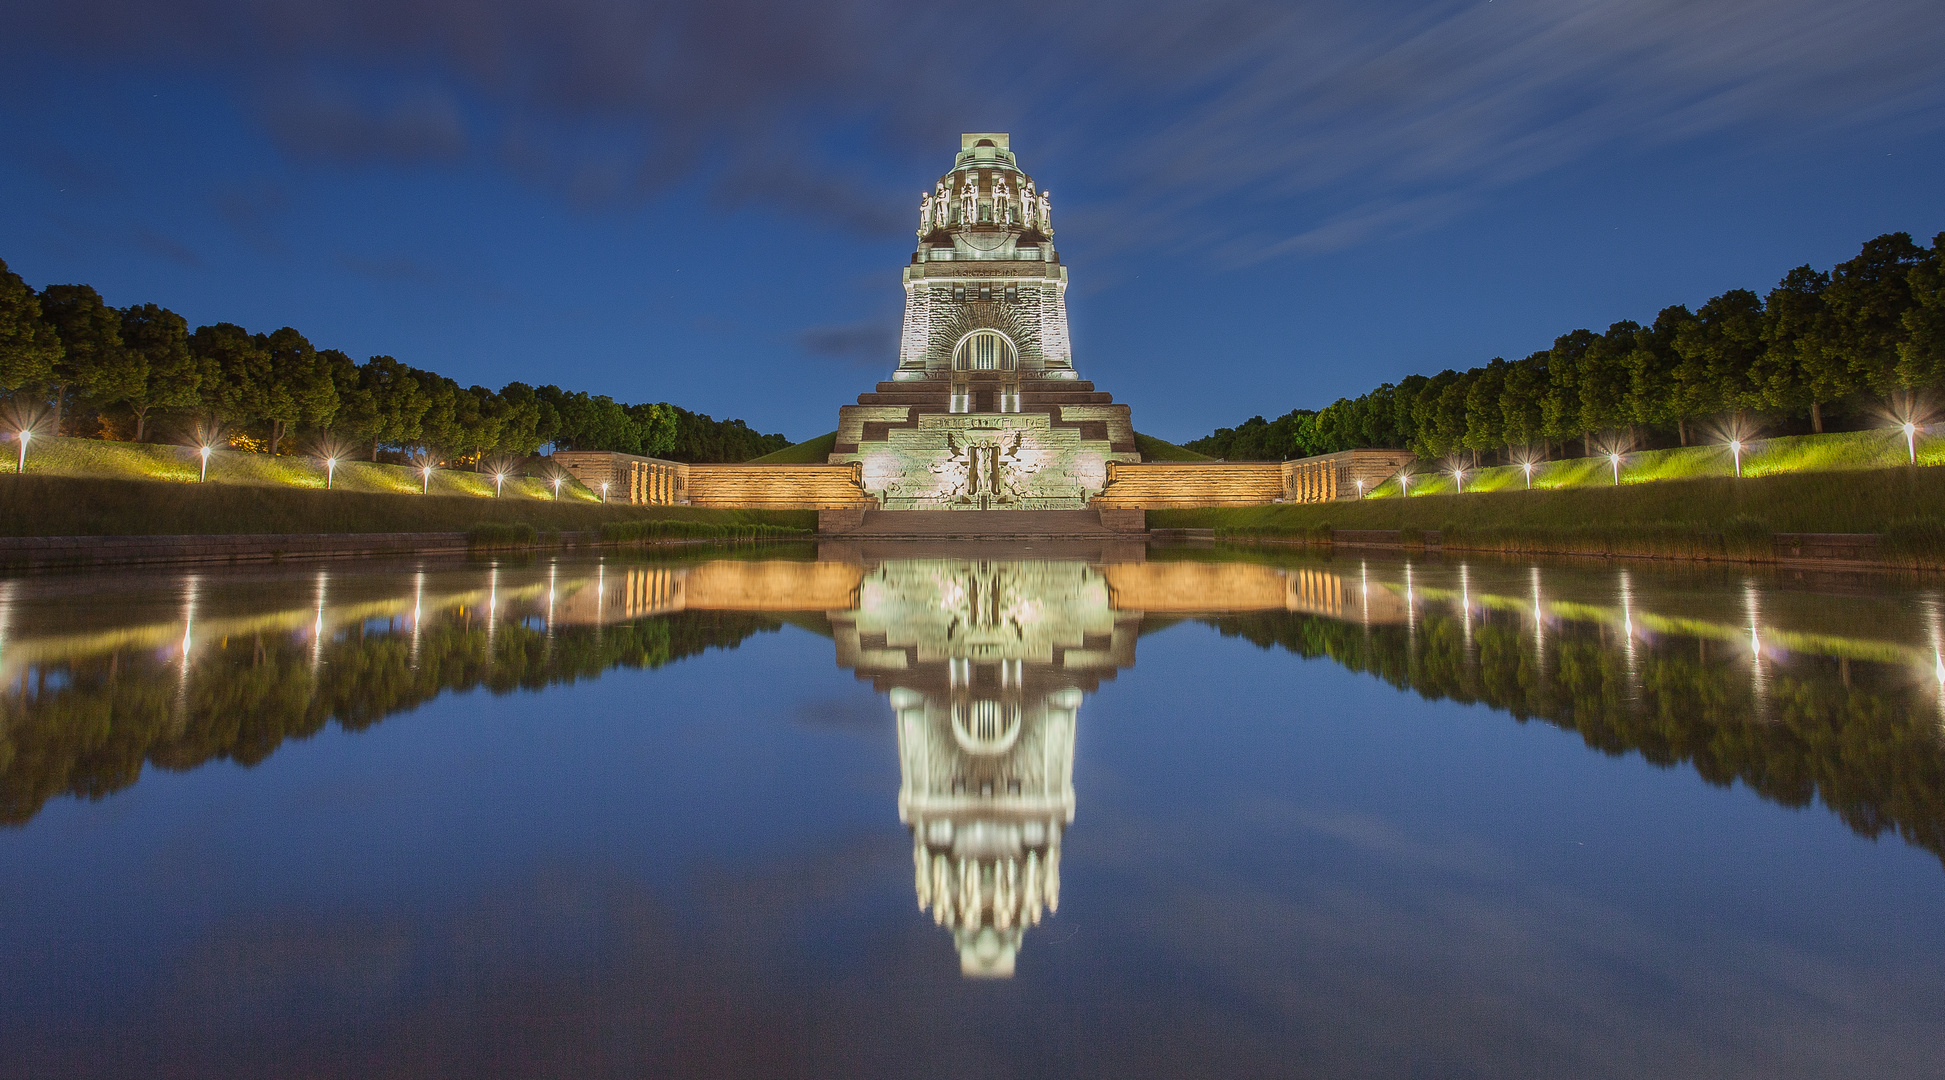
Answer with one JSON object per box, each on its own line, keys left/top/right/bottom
{"left": 3, "top": 0, "right": 1940, "bottom": 255}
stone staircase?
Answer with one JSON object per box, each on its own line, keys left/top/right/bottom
{"left": 818, "top": 508, "right": 1143, "bottom": 538}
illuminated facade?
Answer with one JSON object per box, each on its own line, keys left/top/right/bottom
{"left": 829, "top": 134, "right": 1138, "bottom": 510}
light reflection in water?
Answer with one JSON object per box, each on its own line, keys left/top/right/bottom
{"left": 2, "top": 548, "right": 1945, "bottom": 979}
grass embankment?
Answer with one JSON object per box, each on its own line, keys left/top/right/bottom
{"left": 1148, "top": 465, "right": 1945, "bottom": 566}
{"left": 0, "top": 473, "right": 815, "bottom": 538}
{"left": 1367, "top": 428, "right": 1941, "bottom": 498}
{"left": 465, "top": 519, "right": 809, "bottom": 550}
{"left": 1134, "top": 432, "right": 1213, "bottom": 462}
{"left": 746, "top": 431, "right": 838, "bottom": 464}
{"left": 10, "top": 435, "right": 602, "bottom": 501}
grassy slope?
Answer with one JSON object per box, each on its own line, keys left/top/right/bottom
{"left": 1368, "top": 428, "right": 1941, "bottom": 498}
{"left": 14, "top": 435, "right": 605, "bottom": 501}
{"left": 0, "top": 439, "right": 816, "bottom": 536}
{"left": 1147, "top": 465, "right": 1945, "bottom": 537}
{"left": 1134, "top": 432, "right": 1213, "bottom": 461}
{"left": 745, "top": 431, "right": 838, "bottom": 464}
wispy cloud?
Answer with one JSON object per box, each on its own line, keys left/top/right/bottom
{"left": 796, "top": 319, "right": 897, "bottom": 367}
{"left": 4, "top": 0, "right": 1939, "bottom": 254}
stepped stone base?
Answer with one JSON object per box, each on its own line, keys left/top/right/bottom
{"left": 818, "top": 508, "right": 1143, "bottom": 539}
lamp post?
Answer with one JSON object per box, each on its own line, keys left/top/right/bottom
{"left": 601, "top": 481, "right": 609, "bottom": 503}
{"left": 1400, "top": 473, "right": 1410, "bottom": 497}
{"left": 1904, "top": 421, "right": 1918, "bottom": 464}
{"left": 199, "top": 445, "right": 211, "bottom": 482}
{"left": 1522, "top": 461, "right": 1533, "bottom": 490}
{"left": 1355, "top": 478, "right": 1365, "bottom": 499}
{"left": 1729, "top": 440, "right": 1742, "bottom": 478}
{"left": 421, "top": 465, "right": 432, "bottom": 494}
{"left": 325, "top": 457, "right": 337, "bottom": 490}
{"left": 552, "top": 476, "right": 562, "bottom": 501}
{"left": 15, "top": 429, "right": 29, "bottom": 473}
{"left": 1452, "top": 467, "right": 1464, "bottom": 494}
{"left": 494, "top": 472, "right": 506, "bottom": 497}
{"left": 1608, "top": 452, "right": 1621, "bottom": 486}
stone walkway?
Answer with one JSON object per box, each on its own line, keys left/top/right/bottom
{"left": 825, "top": 509, "right": 1138, "bottom": 539}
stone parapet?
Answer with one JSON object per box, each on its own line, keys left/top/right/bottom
{"left": 684, "top": 462, "right": 877, "bottom": 510}
{"left": 1092, "top": 461, "right": 1287, "bottom": 508}
{"left": 1092, "top": 450, "right": 1417, "bottom": 508}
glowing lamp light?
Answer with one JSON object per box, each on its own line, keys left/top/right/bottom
{"left": 1452, "top": 467, "right": 1465, "bottom": 494}
{"left": 494, "top": 472, "right": 506, "bottom": 497}
{"left": 421, "top": 465, "right": 433, "bottom": 494}
{"left": 1400, "top": 473, "right": 1411, "bottom": 497}
{"left": 1904, "top": 421, "right": 1918, "bottom": 464}
{"left": 325, "top": 457, "right": 338, "bottom": 490}
{"left": 1728, "top": 439, "right": 1742, "bottom": 477}
{"left": 601, "top": 481, "right": 609, "bottom": 503}
{"left": 1355, "top": 478, "right": 1365, "bottom": 498}
{"left": 15, "top": 428, "right": 29, "bottom": 473}
{"left": 1521, "top": 460, "right": 1534, "bottom": 490}
{"left": 199, "top": 444, "right": 212, "bottom": 482}
{"left": 552, "top": 476, "right": 562, "bottom": 500}
{"left": 1608, "top": 451, "right": 1622, "bottom": 486}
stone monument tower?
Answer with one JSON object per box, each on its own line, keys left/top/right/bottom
{"left": 829, "top": 133, "right": 1138, "bottom": 510}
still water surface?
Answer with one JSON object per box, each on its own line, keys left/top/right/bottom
{"left": 2, "top": 543, "right": 1943, "bottom": 1077}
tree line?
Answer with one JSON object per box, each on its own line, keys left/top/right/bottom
{"left": 0, "top": 607, "right": 782, "bottom": 826}
{"left": 1206, "top": 606, "right": 1945, "bottom": 868}
{"left": 0, "top": 258, "right": 790, "bottom": 464}
{"left": 1188, "top": 231, "right": 1945, "bottom": 463}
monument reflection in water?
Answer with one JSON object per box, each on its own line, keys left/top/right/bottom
{"left": 4, "top": 547, "right": 1945, "bottom": 987}
{"left": 828, "top": 555, "right": 1391, "bottom": 976}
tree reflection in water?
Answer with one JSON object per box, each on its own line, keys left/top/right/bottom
{"left": 1, "top": 549, "right": 1943, "bottom": 980}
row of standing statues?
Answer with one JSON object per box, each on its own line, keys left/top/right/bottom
{"left": 919, "top": 174, "right": 1051, "bottom": 234}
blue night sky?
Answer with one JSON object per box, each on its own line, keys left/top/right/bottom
{"left": 2, "top": 0, "right": 1941, "bottom": 444}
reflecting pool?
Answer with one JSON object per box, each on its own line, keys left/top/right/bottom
{"left": 2, "top": 543, "right": 1943, "bottom": 1077}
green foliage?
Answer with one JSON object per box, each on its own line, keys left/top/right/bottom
{"left": 0, "top": 258, "right": 61, "bottom": 391}
{"left": 1190, "top": 229, "right": 1945, "bottom": 458}
{"left": 660, "top": 403, "right": 793, "bottom": 463}
{"left": 0, "top": 254, "right": 791, "bottom": 465}
{"left": 39, "top": 283, "right": 143, "bottom": 430}
{"left": 118, "top": 304, "right": 201, "bottom": 441}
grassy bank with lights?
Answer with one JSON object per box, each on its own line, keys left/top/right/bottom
{"left": 0, "top": 438, "right": 814, "bottom": 537}
{"left": 4, "top": 435, "right": 603, "bottom": 501}
{"left": 1365, "top": 428, "right": 1940, "bottom": 498}
{"left": 1148, "top": 462, "right": 1945, "bottom": 567}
